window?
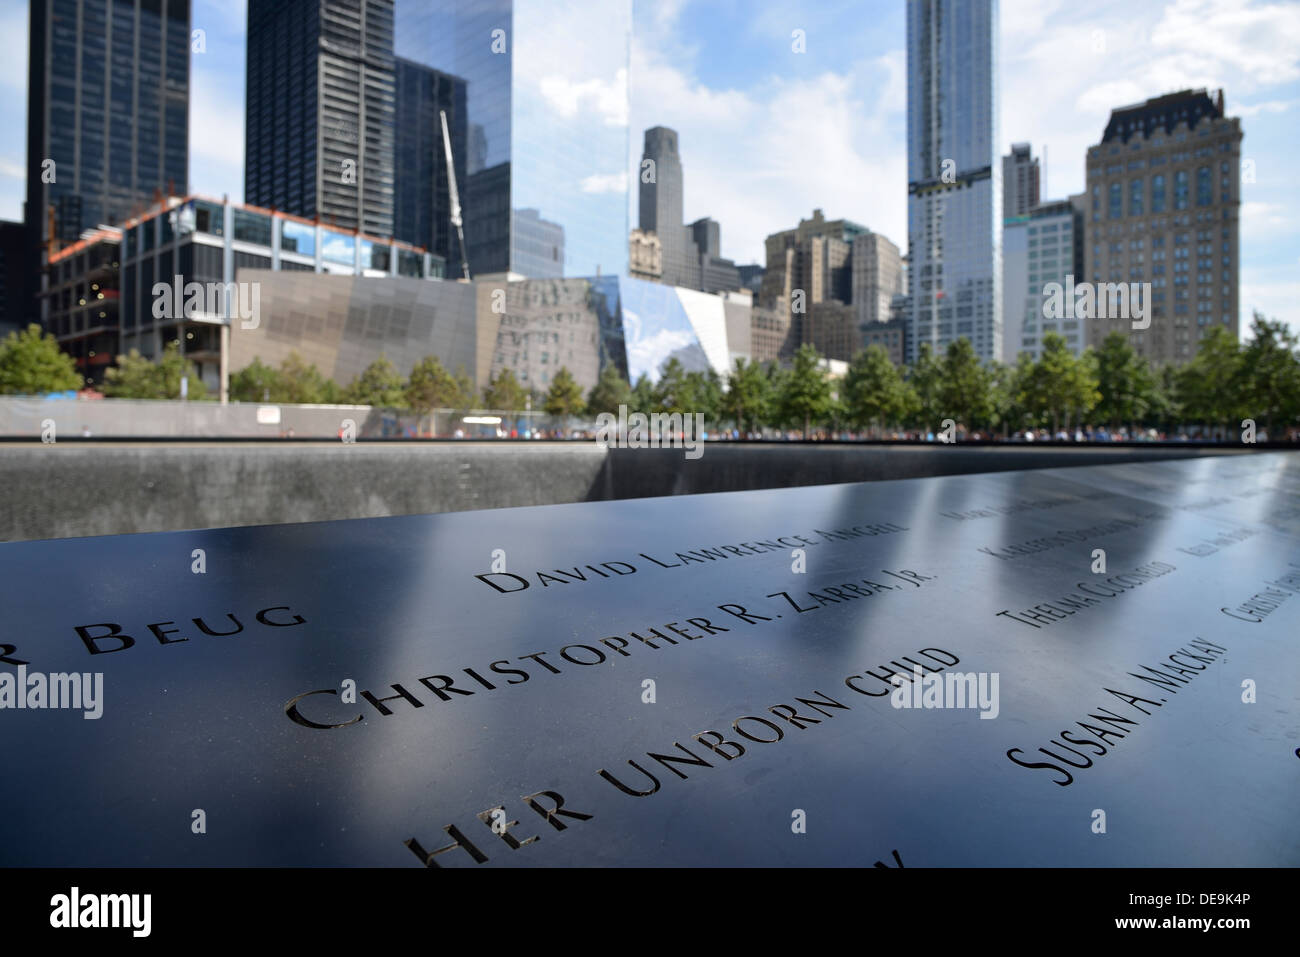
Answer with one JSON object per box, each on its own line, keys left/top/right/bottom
{"left": 1130, "top": 179, "right": 1144, "bottom": 217}
{"left": 1196, "top": 166, "right": 1212, "bottom": 206}
{"left": 1109, "top": 182, "right": 1123, "bottom": 219}
{"left": 280, "top": 221, "right": 315, "bottom": 256}
{"left": 193, "top": 201, "right": 224, "bottom": 236}
{"left": 1151, "top": 174, "right": 1166, "bottom": 213}
{"left": 1175, "top": 170, "right": 1189, "bottom": 209}
{"left": 398, "top": 249, "right": 422, "bottom": 278}
{"left": 321, "top": 230, "right": 355, "bottom": 266}
{"left": 232, "top": 209, "right": 272, "bottom": 247}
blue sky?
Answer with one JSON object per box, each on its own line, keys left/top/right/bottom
{"left": 1, "top": 0, "right": 1296, "bottom": 334}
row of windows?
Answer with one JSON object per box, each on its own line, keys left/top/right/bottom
{"left": 125, "top": 207, "right": 430, "bottom": 277}
{"left": 1093, "top": 166, "right": 1227, "bottom": 220}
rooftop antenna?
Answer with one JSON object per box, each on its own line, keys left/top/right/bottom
{"left": 440, "top": 109, "right": 471, "bottom": 281}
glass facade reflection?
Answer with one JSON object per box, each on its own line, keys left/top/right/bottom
{"left": 394, "top": 58, "right": 468, "bottom": 269}
{"left": 397, "top": 0, "right": 630, "bottom": 279}
{"left": 906, "top": 0, "right": 1001, "bottom": 362}
{"left": 589, "top": 276, "right": 730, "bottom": 384}
{"left": 28, "top": 0, "right": 191, "bottom": 246}
{"left": 237, "top": 275, "right": 742, "bottom": 405}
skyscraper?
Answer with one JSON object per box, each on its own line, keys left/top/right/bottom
{"left": 636, "top": 127, "right": 739, "bottom": 293}
{"left": 1083, "top": 89, "right": 1242, "bottom": 364}
{"left": 393, "top": 57, "right": 467, "bottom": 268}
{"left": 906, "top": 0, "right": 1001, "bottom": 362}
{"left": 758, "top": 209, "right": 904, "bottom": 361}
{"left": 689, "top": 217, "right": 740, "bottom": 294}
{"left": 25, "top": 0, "right": 190, "bottom": 270}
{"left": 760, "top": 209, "right": 866, "bottom": 314}
{"left": 1003, "top": 200, "right": 1083, "bottom": 361}
{"left": 397, "top": 0, "right": 630, "bottom": 279}
{"left": 245, "top": 0, "right": 396, "bottom": 238}
{"left": 851, "top": 232, "right": 904, "bottom": 328}
{"left": 640, "top": 126, "right": 698, "bottom": 289}
{"left": 0, "top": 221, "right": 31, "bottom": 333}
{"left": 1003, "top": 143, "right": 1041, "bottom": 219}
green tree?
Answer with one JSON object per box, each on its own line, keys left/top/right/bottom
{"left": 630, "top": 373, "right": 656, "bottom": 416}
{"left": 482, "top": 367, "right": 528, "bottom": 411}
{"left": 452, "top": 365, "right": 475, "bottom": 411}
{"left": 544, "top": 366, "right": 585, "bottom": 417}
{"left": 985, "top": 360, "right": 1014, "bottom": 436}
{"left": 1022, "top": 332, "right": 1098, "bottom": 433}
{"left": 652, "top": 357, "right": 688, "bottom": 414}
{"left": 843, "top": 345, "right": 912, "bottom": 436}
{"left": 230, "top": 357, "right": 282, "bottom": 402}
{"left": 277, "top": 352, "right": 333, "bottom": 404}
{"left": 231, "top": 353, "right": 340, "bottom": 404}
{"left": 778, "top": 344, "right": 835, "bottom": 438}
{"left": 586, "top": 364, "right": 632, "bottom": 416}
{"left": 939, "top": 337, "right": 992, "bottom": 431}
{"left": 765, "top": 362, "right": 791, "bottom": 430}
{"left": 1238, "top": 312, "right": 1300, "bottom": 435}
{"left": 345, "top": 355, "right": 406, "bottom": 408}
{"left": 406, "top": 355, "right": 465, "bottom": 410}
{"left": 905, "top": 342, "right": 944, "bottom": 432}
{"left": 0, "top": 324, "right": 83, "bottom": 394}
{"left": 1093, "top": 333, "right": 1158, "bottom": 431}
{"left": 1177, "top": 327, "right": 1244, "bottom": 434}
{"left": 319, "top": 378, "right": 344, "bottom": 404}
{"left": 1005, "top": 352, "right": 1039, "bottom": 433}
{"left": 722, "top": 358, "right": 772, "bottom": 434}
{"left": 102, "top": 341, "right": 207, "bottom": 400}
{"left": 678, "top": 368, "right": 723, "bottom": 423}
{"left": 1149, "top": 363, "right": 1181, "bottom": 434}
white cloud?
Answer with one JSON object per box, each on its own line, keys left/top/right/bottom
{"left": 1242, "top": 200, "right": 1293, "bottom": 240}
{"left": 1001, "top": 0, "right": 1071, "bottom": 39}
{"left": 539, "top": 68, "right": 629, "bottom": 127}
{"left": 1151, "top": 0, "right": 1300, "bottom": 89}
{"left": 629, "top": 15, "right": 906, "bottom": 266}
{"left": 581, "top": 172, "right": 628, "bottom": 194}
{"left": 625, "top": 320, "right": 697, "bottom": 377}
{"left": 188, "top": 62, "right": 245, "bottom": 203}
{"left": 320, "top": 236, "right": 354, "bottom": 262}
{"left": 1240, "top": 267, "right": 1300, "bottom": 338}
{"left": 1234, "top": 98, "right": 1297, "bottom": 117}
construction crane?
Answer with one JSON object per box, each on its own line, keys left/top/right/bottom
{"left": 440, "top": 109, "right": 470, "bottom": 281}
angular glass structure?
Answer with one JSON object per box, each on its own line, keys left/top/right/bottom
{"left": 233, "top": 275, "right": 742, "bottom": 403}
{"left": 396, "top": 0, "right": 630, "bottom": 279}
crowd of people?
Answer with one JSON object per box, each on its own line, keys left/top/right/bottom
{"left": 430, "top": 424, "right": 1295, "bottom": 443}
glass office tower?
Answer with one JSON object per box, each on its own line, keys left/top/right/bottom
{"left": 906, "top": 0, "right": 1001, "bottom": 362}
{"left": 26, "top": 0, "right": 191, "bottom": 246}
{"left": 246, "top": 0, "right": 396, "bottom": 238}
{"left": 393, "top": 57, "right": 468, "bottom": 268}
{"left": 396, "top": 0, "right": 630, "bottom": 279}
